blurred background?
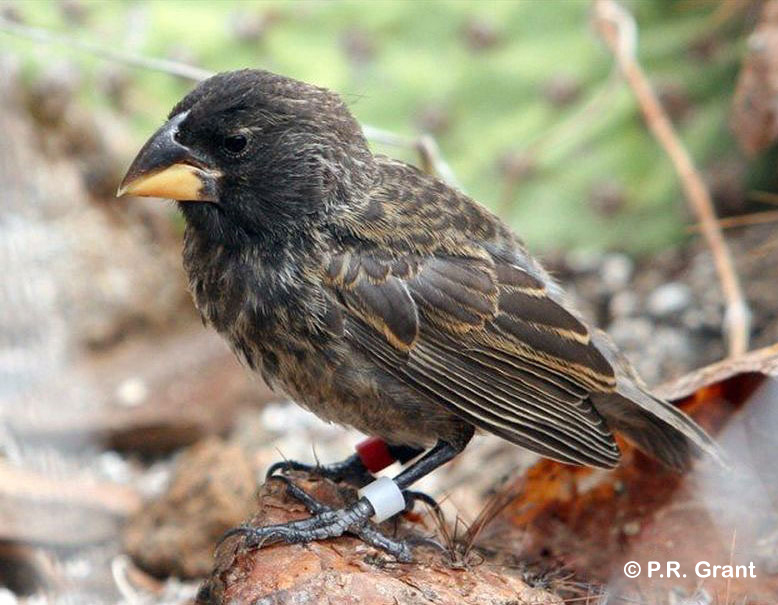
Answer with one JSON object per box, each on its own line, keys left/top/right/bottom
{"left": 1, "top": 1, "right": 778, "bottom": 603}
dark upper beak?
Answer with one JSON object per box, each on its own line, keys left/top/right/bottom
{"left": 117, "top": 111, "right": 222, "bottom": 202}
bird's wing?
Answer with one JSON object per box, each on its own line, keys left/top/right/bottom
{"left": 323, "top": 250, "right": 622, "bottom": 468}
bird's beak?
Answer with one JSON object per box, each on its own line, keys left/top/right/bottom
{"left": 117, "top": 111, "right": 221, "bottom": 202}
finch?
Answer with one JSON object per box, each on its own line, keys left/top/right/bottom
{"left": 119, "top": 69, "right": 723, "bottom": 560}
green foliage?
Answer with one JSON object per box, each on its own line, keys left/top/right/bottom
{"left": 7, "top": 0, "right": 747, "bottom": 253}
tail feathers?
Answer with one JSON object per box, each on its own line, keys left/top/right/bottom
{"left": 592, "top": 381, "right": 729, "bottom": 471}
{"left": 589, "top": 328, "right": 728, "bottom": 471}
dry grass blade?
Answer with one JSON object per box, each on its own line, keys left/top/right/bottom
{"left": 593, "top": 0, "right": 751, "bottom": 357}
{"left": 458, "top": 477, "right": 527, "bottom": 559}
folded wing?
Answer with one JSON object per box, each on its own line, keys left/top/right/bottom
{"left": 324, "top": 250, "right": 622, "bottom": 468}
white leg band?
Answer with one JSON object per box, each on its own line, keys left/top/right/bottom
{"left": 358, "top": 477, "right": 406, "bottom": 523}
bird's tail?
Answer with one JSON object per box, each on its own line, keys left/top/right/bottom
{"left": 591, "top": 384, "right": 727, "bottom": 471}
{"left": 590, "top": 329, "right": 728, "bottom": 471}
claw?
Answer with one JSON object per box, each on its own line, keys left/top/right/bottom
{"left": 280, "top": 476, "right": 332, "bottom": 515}
{"left": 264, "top": 455, "right": 375, "bottom": 487}
{"left": 217, "top": 524, "right": 256, "bottom": 548}
{"left": 220, "top": 477, "right": 415, "bottom": 561}
{"left": 403, "top": 490, "right": 441, "bottom": 514}
{"left": 266, "top": 459, "right": 308, "bottom": 480}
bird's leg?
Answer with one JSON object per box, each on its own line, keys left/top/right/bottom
{"left": 226, "top": 427, "right": 474, "bottom": 561}
{"left": 266, "top": 441, "right": 424, "bottom": 488}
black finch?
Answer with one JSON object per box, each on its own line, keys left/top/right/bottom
{"left": 119, "top": 69, "right": 724, "bottom": 559}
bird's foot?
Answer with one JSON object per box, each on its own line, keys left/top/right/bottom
{"left": 267, "top": 458, "right": 441, "bottom": 518}
{"left": 266, "top": 453, "right": 375, "bottom": 487}
{"left": 222, "top": 475, "right": 414, "bottom": 561}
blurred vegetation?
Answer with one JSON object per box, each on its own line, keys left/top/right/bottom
{"left": 2, "top": 0, "right": 769, "bottom": 253}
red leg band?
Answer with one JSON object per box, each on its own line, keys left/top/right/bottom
{"left": 355, "top": 437, "right": 396, "bottom": 473}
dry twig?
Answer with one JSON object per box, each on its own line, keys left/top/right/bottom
{"left": 0, "top": 17, "right": 460, "bottom": 189}
{"left": 748, "top": 190, "right": 778, "bottom": 205}
{"left": 0, "top": 17, "right": 212, "bottom": 81}
{"left": 593, "top": 0, "right": 751, "bottom": 357}
{"left": 686, "top": 209, "right": 778, "bottom": 231}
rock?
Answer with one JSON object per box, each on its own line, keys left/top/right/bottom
{"left": 197, "top": 475, "right": 561, "bottom": 605}
{"left": 608, "top": 317, "right": 654, "bottom": 350}
{"left": 647, "top": 282, "right": 693, "bottom": 318}
{"left": 609, "top": 290, "right": 639, "bottom": 319}
{"left": 123, "top": 438, "right": 256, "bottom": 579}
{"left": 600, "top": 253, "right": 634, "bottom": 293}
{"left": 115, "top": 377, "right": 149, "bottom": 408}
{"left": 565, "top": 249, "right": 604, "bottom": 274}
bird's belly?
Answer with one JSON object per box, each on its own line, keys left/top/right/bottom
{"left": 191, "top": 269, "right": 468, "bottom": 449}
{"left": 262, "top": 340, "right": 465, "bottom": 448}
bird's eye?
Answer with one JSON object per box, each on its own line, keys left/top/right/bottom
{"left": 222, "top": 133, "right": 248, "bottom": 155}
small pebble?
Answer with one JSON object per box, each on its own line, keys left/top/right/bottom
{"left": 647, "top": 282, "right": 692, "bottom": 318}
{"left": 668, "top": 587, "right": 712, "bottom": 605}
{"left": 115, "top": 377, "right": 148, "bottom": 407}
{"left": 63, "top": 557, "right": 91, "bottom": 580}
{"left": 622, "top": 520, "right": 641, "bottom": 536}
{"left": 565, "top": 249, "right": 603, "bottom": 273}
{"left": 609, "top": 290, "right": 639, "bottom": 319}
{"left": 600, "top": 253, "right": 634, "bottom": 292}
{"left": 97, "top": 450, "right": 132, "bottom": 484}
{"left": 0, "top": 588, "right": 17, "bottom": 605}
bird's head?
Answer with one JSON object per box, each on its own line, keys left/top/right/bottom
{"left": 118, "top": 69, "right": 373, "bottom": 246}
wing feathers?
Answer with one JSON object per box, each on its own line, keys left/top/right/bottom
{"left": 499, "top": 290, "right": 589, "bottom": 340}
{"left": 329, "top": 251, "right": 624, "bottom": 468}
{"left": 346, "top": 276, "right": 419, "bottom": 351}
{"left": 349, "top": 318, "right": 619, "bottom": 467}
{"left": 407, "top": 257, "right": 497, "bottom": 329}
{"left": 413, "top": 343, "right": 618, "bottom": 454}
{"left": 489, "top": 316, "right": 615, "bottom": 390}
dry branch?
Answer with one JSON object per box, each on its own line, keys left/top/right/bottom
{"left": 0, "top": 462, "right": 142, "bottom": 517}
{"left": 0, "top": 17, "right": 460, "bottom": 189}
{"left": 687, "top": 209, "right": 778, "bottom": 231}
{"left": 593, "top": 0, "right": 751, "bottom": 357}
{"left": 0, "top": 463, "right": 141, "bottom": 547}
